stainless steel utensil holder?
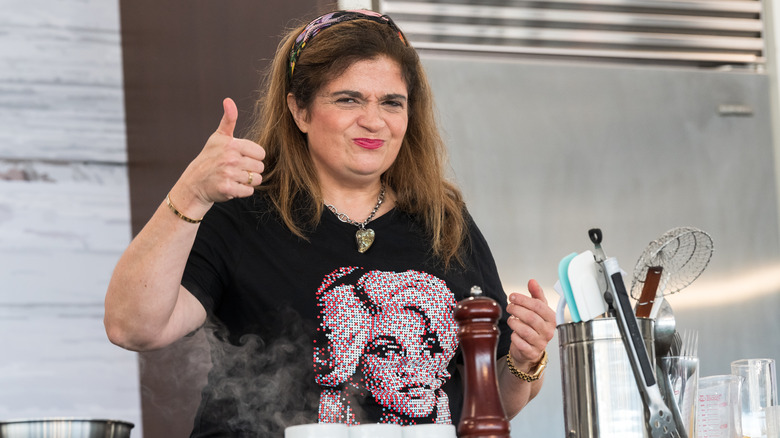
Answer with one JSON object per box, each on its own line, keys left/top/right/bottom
{"left": 558, "top": 317, "right": 656, "bottom": 438}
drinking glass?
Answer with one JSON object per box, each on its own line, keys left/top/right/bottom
{"left": 662, "top": 355, "right": 700, "bottom": 437}
{"left": 766, "top": 405, "right": 780, "bottom": 438}
{"left": 731, "top": 358, "right": 778, "bottom": 438}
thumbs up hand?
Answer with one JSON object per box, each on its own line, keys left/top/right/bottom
{"left": 169, "top": 98, "right": 266, "bottom": 218}
{"left": 506, "top": 279, "right": 556, "bottom": 371}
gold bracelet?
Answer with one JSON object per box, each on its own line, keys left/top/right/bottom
{"left": 165, "top": 193, "right": 203, "bottom": 224}
{"left": 506, "top": 350, "right": 548, "bottom": 382}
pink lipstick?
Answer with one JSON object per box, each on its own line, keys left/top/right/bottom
{"left": 354, "top": 138, "right": 384, "bottom": 149}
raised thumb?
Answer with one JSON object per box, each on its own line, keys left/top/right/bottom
{"left": 216, "top": 97, "right": 238, "bottom": 137}
{"left": 527, "top": 279, "right": 548, "bottom": 304}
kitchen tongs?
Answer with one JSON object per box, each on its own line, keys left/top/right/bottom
{"left": 588, "top": 229, "right": 686, "bottom": 438}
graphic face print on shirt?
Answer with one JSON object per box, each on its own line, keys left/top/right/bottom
{"left": 314, "top": 267, "right": 459, "bottom": 424}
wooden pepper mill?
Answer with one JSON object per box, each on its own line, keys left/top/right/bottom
{"left": 454, "top": 286, "right": 511, "bottom": 438}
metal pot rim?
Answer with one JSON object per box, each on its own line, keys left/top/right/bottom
{"left": 0, "top": 418, "right": 134, "bottom": 427}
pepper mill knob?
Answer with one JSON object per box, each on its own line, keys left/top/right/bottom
{"left": 454, "top": 286, "right": 510, "bottom": 438}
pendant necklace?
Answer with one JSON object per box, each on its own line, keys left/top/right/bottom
{"left": 325, "top": 184, "right": 385, "bottom": 253}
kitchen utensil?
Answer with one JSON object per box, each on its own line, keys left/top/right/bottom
{"left": 697, "top": 375, "right": 743, "bottom": 438}
{"left": 670, "top": 330, "right": 683, "bottom": 357}
{"left": 630, "top": 227, "right": 713, "bottom": 318}
{"left": 635, "top": 266, "right": 663, "bottom": 318}
{"left": 731, "top": 358, "right": 778, "bottom": 438}
{"left": 680, "top": 329, "right": 698, "bottom": 359}
{"left": 667, "top": 316, "right": 698, "bottom": 361}
{"left": 558, "top": 252, "right": 581, "bottom": 322}
{"left": 0, "top": 418, "right": 134, "bottom": 438}
{"left": 662, "top": 355, "right": 700, "bottom": 437}
{"left": 588, "top": 228, "right": 684, "bottom": 438}
{"left": 553, "top": 280, "right": 568, "bottom": 325}
{"left": 567, "top": 250, "right": 608, "bottom": 322}
{"left": 652, "top": 299, "right": 689, "bottom": 438}
{"left": 401, "top": 424, "right": 456, "bottom": 438}
{"left": 657, "top": 355, "right": 689, "bottom": 438}
{"left": 653, "top": 298, "right": 676, "bottom": 357}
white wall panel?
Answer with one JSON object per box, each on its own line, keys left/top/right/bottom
{"left": 0, "top": 0, "right": 126, "bottom": 163}
{"left": 0, "top": 0, "right": 139, "bottom": 433}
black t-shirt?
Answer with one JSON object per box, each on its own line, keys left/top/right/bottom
{"left": 182, "top": 193, "right": 511, "bottom": 437}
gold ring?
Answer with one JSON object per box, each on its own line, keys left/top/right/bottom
{"left": 247, "top": 171, "right": 253, "bottom": 185}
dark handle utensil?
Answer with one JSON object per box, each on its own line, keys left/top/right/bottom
{"left": 636, "top": 266, "right": 664, "bottom": 318}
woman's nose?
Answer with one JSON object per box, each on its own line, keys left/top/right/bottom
{"left": 400, "top": 357, "right": 437, "bottom": 377}
{"left": 357, "top": 104, "right": 385, "bottom": 131}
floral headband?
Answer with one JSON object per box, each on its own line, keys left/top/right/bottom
{"left": 288, "top": 10, "right": 408, "bottom": 79}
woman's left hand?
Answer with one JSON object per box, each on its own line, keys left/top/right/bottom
{"left": 506, "top": 279, "right": 556, "bottom": 370}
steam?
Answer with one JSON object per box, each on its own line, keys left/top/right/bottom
{"left": 139, "top": 307, "right": 321, "bottom": 436}
{"left": 203, "top": 308, "right": 320, "bottom": 435}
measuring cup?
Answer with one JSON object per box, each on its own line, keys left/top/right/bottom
{"left": 697, "top": 375, "right": 743, "bottom": 438}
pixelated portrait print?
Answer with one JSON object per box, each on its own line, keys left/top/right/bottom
{"left": 314, "top": 267, "right": 459, "bottom": 425}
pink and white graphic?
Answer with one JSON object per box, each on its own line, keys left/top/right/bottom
{"left": 314, "top": 268, "right": 459, "bottom": 425}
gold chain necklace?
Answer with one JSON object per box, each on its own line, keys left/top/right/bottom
{"left": 325, "top": 184, "right": 386, "bottom": 253}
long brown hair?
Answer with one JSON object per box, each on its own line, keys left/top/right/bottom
{"left": 246, "top": 13, "right": 468, "bottom": 268}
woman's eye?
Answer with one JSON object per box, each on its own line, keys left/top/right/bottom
{"left": 376, "top": 344, "right": 402, "bottom": 358}
{"left": 383, "top": 100, "right": 404, "bottom": 108}
{"left": 422, "top": 334, "right": 443, "bottom": 356}
{"left": 336, "top": 97, "right": 357, "bottom": 104}
{"left": 367, "top": 337, "right": 404, "bottom": 359}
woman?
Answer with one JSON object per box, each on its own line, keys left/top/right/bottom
{"left": 104, "top": 9, "right": 555, "bottom": 436}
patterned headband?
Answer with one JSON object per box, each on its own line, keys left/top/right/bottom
{"left": 288, "top": 10, "right": 408, "bottom": 79}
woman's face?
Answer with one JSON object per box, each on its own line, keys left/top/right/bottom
{"left": 360, "top": 307, "right": 446, "bottom": 418}
{"left": 289, "top": 55, "right": 408, "bottom": 188}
